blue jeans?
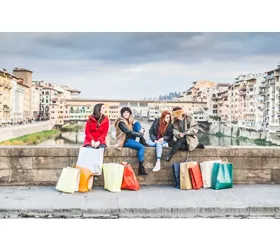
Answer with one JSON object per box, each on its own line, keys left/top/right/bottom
{"left": 123, "top": 121, "right": 145, "bottom": 162}
{"left": 133, "top": 121, "right": 142, "bottom": 133}
{"left": 147, "top": 140, "right": 168, "bottom": 159}
{"left": 124, "top": 139, "right": 145, "bottom": 162}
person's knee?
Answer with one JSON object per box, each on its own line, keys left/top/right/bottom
{"left": 133, "top": 122, "right": 142, "bottom": 132}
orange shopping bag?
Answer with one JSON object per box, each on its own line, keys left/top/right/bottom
{"left": 121, "top": 162, "right": 140, "bottom": 191}
{"left": 189, "top": 163, "right": 203, "bottom": 189}
{"left": 76, "top": 166, "right": 94, "bottom": 192}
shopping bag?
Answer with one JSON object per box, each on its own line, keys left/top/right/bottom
{"left": 103, "top": 163, "right": 124, "bottom": 192}
{"left": 200, "top": 160, "right": 222, "bottom": 188}
{"left": 121, "top": 162, "right": 140, "bottom": 191}
{"left": 76, "top": 166, "right": 94, "bottom": 193}
{"left": 172, "top": 162, "right": 180, "bottom": 189}
{"left": 180, "top": 162, "right": 196, "bottom": 190}
{"left": 211, "top": 162, "right": 233, "bottom": 190}
{"left": 56, "top": 167, "right": 80, "bottom": 194}
{"left": 76, "top": 147, "right": 104, "bottom": 175}
{"left": 189, "top": 163, "right": 203, "bottom": 189}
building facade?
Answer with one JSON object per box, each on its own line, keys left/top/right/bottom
{"left": 60, "top": 99, "right": 207, "bottom": 125}
{"left": 0, "top": 69, "right": 13, "bottom": 124}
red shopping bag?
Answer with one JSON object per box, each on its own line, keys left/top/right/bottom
{"left": 189, "top": 163, "right": 203, "bottom": 189}
{"left": 121, "top": 162, "right": 140, "bottom": 191}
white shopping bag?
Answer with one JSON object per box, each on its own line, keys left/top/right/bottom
{"left": 56, "top": 167, "right": 80, "bottom": 194}
{"left": 76, "top": 147, "right": 104, "bottom": 175}
{"left": 200, "top": 160, "right": 222, "bottom": 188}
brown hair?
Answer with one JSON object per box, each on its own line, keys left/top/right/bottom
{"left": 93, "top": 103, "right": 106, "bottom": 126}
{"left": 158, "top": 110, "right": 171, "bottom": 137}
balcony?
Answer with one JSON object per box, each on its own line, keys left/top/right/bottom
{"left": 239, "top": 89, "right": 246, "bottom": 96}
{"left": 267, "top": 75, "right": 274, "bottom": 80}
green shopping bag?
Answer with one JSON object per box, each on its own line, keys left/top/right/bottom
{"left": 211, "top": 162, "right": 233, "bottom": 190}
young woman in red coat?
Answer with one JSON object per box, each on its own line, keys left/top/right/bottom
{"left": 83, "top": 103, "right": 109, "bottom": 148}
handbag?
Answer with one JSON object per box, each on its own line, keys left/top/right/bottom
{"left": 180, "top": 162, "right": 195, "bottom": 190}
{"left": 103, "top": 163, "right": 124, "bottom": 192}
{"left": 121, "top": 162, "right": 140, "bottom": 191}
{"left": 76, "top": 147, "right": 104, "bottom": 175}
{"left": 200, "top": 160, "right": 222, "bottom": 188}
{"left": 76, "top": 166, "right": 94, "bottom": 193}
{"left": 211, "top": 162, "right": 233, "bottom": 190}
{"left": 189, "top": 163, "right": 203, "bottom": 189}
{"left": 172, "top": 162, "right": 180, "bottom": 189}
{"left": 56, "top": 167, "right": 80, "bottom": 194}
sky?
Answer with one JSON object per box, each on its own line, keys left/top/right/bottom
{"left": 0, "top": 32, "right": 280, "bottom": 100}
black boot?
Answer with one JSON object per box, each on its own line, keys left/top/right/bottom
{"left": 139, "top": 137, "right": 149, "bottom": 147}
{"left": 196, "top": 142, "right": 205, "bottom": 149}
{"left": 138, "top": 161, "right": 148, "bottom": 175}
{"left": 164, "top": 153, "right": 173, "bottom": 162}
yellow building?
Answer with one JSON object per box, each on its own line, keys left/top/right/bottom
{"left": 0, "top": 69, "right": 12, "bottom": 124}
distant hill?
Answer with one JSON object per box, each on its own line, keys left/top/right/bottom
{"left": 144, "top": 91, "right": 181, "bottom": 101}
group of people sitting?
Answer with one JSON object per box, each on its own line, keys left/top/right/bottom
{"left": 83, "top": 103, "right": 205, "bottom": 176}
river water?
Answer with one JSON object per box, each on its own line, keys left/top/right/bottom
{"left": 38, "top": 122, "right": 274, "bottom": 147}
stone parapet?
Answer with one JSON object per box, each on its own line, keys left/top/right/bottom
{"left": 0, "top": 146, "right": 280, "bottom": 186}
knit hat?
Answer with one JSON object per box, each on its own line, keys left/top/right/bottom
{"left": 172, "top": 109, "right": 184, "bottom": 119}
{"left": 120, "top": 107, "right": 132, "bottom": 116}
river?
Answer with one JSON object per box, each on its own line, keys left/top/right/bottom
{"left": 38, "top": 122, "right": 275, "bottom": 147}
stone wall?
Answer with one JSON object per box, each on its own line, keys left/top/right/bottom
{"left": 0, "top": 121, "right": 54, "bottom": 142}
{"left": 0, "top": 146, "right": 280, "bottom": 186}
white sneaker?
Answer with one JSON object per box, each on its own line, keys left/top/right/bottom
{"left": 152, "top": 160, "right": 161, "bottom": 172}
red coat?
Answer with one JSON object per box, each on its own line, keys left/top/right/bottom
{"left": 83, "top": 115, "right": 110, "bottom": 146}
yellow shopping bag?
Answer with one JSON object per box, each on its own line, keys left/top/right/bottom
{"left": 76, "top": 166, "right": 94, "bottom": 193}
{"left": 103, "top": 163, "right": 124, "bottom": 193}
{"left": 56, "top": 167, "right": 80, "bottom": 194}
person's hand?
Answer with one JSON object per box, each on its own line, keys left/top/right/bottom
{"left": 95, "top": 141, "right": 100, "bottom": 148}
{"left": 91, "top": 140, "right": 96, "bottom": 147}
{"left": 154, "top": 140, "right": 158, "bottom": 143}
{"left": 139, "top": 128, "right": 145, "bottom": 134}
{"left": 158, "top": 137, "right": 164, "bottom": 142}
{"left": 179, "top": 133, "right": 184, "bottom": 138}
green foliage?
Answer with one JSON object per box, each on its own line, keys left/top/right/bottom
{"left": 0, "top": 130, "right": 61, "bottom": 146}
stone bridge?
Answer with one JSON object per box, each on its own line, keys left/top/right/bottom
{"left": 0, "top": 146, "right": 279, "bottom": 186}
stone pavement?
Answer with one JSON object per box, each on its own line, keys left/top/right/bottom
{"left": 1, "top": 185, "right": 280, "bottom": 219}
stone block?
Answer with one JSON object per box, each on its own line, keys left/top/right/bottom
{"left": 0, "top": 169, "right": 12, "bottom": 183}
{"left": 246, "top": 170, "right": 271, "bottom": 183}
{"left": 32, "top": 156, "right": 71, "bottom": 169}
{"left": 233, "top": 169, "right": 248, "bottom": 182}
{"left": 272, "top": 170, "right": 280, "bottom": 183}
{"left": 261, "top": 157, "right": 280, "bottom": 169}
{"left": 231, "top": 157, "right": 262, "bottom": 170}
